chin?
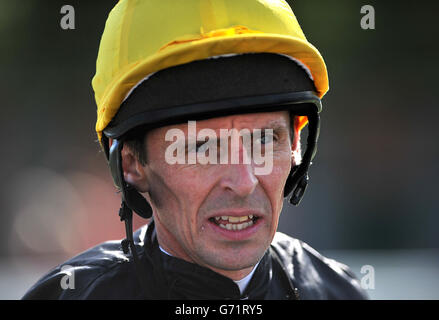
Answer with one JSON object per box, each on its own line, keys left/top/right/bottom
{"left": 197, "top": 242, "right": 268, "bottom": 272}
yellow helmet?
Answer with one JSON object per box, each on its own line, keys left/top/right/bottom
{"left": 92, "top": 0, "right": 328, "bottom": 144}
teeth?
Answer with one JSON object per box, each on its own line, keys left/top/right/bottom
{"left": 229, "top": 216, "right": 240, "bottom": 223}
{"left": 216, "top": 219, "right": 255, "bottom": 231}
{"left": 217, "top": 215, "right": 254, "bottom": 222}
{"left": 213, "top": 215, "right": 257, "bottom": 231}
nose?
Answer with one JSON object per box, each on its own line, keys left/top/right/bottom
{"left": 219, "top": 163, "right": 259, "bottom": 197}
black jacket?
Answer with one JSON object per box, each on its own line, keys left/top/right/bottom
{"left": 22, "top": 221, "right": 368, "bottom": 300}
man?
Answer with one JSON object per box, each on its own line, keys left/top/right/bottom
{"left": 23, "top": 0, "right": 368, "bottom": 300}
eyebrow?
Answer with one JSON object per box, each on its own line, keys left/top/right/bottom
{"left": 179, "top": 119, "right": 291, "bottom": 142}
{"left": 188, "top": 123, "right": 291, "bottom": 146}
{"left": 260, "top": 119, "right": 290, "bottom": 132}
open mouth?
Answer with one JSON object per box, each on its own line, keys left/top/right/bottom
{"left": 208, "top": 215, "right": 260, "bottom": 231}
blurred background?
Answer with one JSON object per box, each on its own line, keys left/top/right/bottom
{"left": 0, "top": 0, "right": 438, "bottom": 299}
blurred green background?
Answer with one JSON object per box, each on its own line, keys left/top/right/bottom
{"left": 0, "top": 0, "right": 438, "bottom": 299}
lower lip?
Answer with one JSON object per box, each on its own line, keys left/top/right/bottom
{"left": 206, "top": 218, "right": 263, "bottom": 241}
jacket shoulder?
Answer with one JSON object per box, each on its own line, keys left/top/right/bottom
{"left": 271, "top": 232, "right": 368, "bottom": 300}
{"left": 22, "top": 229, "right": 147, "bottom": 300}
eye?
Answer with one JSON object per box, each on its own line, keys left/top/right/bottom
{"left": 256, "top": 131, "right": 275, "bottom": 145}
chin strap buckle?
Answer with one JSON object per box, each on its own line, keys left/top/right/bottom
{"left": 289, "top": 174, "right": 309, "bottom": 205}
{"left": 119, "top": 201, "right": 133, "bottom": 254}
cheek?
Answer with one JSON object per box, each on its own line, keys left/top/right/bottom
{"left": 259, "top": 152, "right": 292, "bottom": 213}
{"left": 270, "top": 149, "right": 292, "bottom": 186}
{"left": 148, "top": 163, "right": 213, "bottom": 223}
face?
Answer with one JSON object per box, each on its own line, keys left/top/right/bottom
{"left": 123, "top": 111, "right": 299, "bottom": 280}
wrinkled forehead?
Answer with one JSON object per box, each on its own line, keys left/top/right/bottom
{"left": 148, "top": 111, "right": 291, "bottom": 139}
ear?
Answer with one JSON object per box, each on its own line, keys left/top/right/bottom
{"left": 291, "top": 116, "right": 302, "bottom": 167}
{"left": 121, "top": 143, "right": 150, "bottom": 193}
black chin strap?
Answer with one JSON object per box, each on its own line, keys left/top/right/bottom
{"left": 118, "top": 201, "right": 150, "bottom": 298}
{"left": 283, "top": 103, "right": 320, "bottom": 205}
{"left": 108, "top": 139, "right": 152, "bottom": 297}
